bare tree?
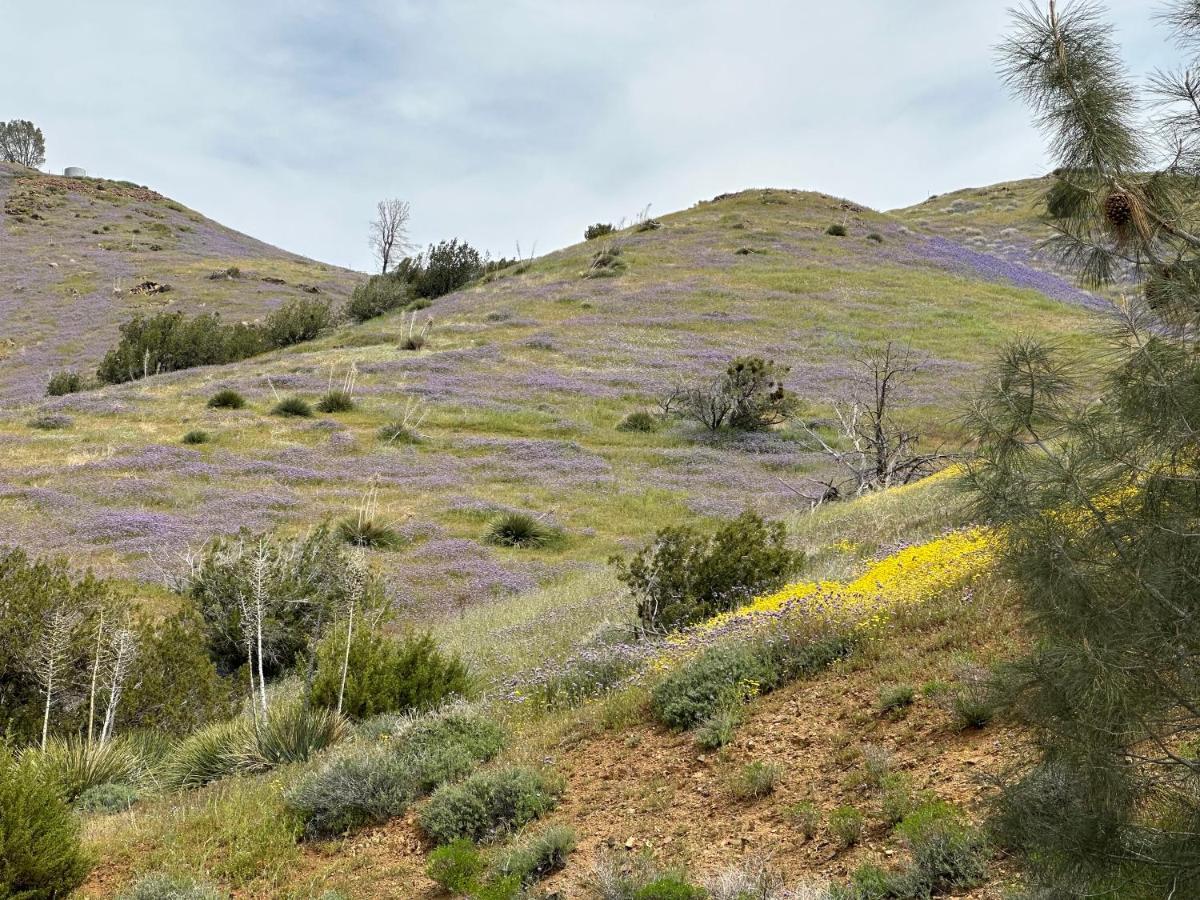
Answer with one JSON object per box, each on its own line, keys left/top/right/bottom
{"left": 99, "top": 626, "right": 136, "bottom": 745}
{"left": 369, "top": 198, "right": 412, "bottom": 274}
{"left": 34, "top": 607, "right": 79, "bottom": 750}
{"left": 0, "top": 120, "right": 46, "bottom": 169}
{"left": 800, "top": 342, "right": 955, "bottom": 501}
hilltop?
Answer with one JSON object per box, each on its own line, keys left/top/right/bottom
{"left": 0, "top": 162, "right": 358, "bottom": 400}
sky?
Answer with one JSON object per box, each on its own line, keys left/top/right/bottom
{"left": 0, "top": 1, "right": 1178, "bottom": 272}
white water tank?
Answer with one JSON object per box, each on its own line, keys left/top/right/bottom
{"left": 63, "top": 166, "right": 86, "bottom": 177}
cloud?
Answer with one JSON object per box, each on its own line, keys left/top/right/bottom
{"left": 0, "top": 0, "right": 1178, "bottom": 270}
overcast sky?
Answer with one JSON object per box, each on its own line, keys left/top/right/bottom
{"left": 1, "top": 1, "right": 1176, "bottom": 272}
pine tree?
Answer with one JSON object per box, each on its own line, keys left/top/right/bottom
{"left": 971, "top": 2, "right": 1200, "bottom": 895}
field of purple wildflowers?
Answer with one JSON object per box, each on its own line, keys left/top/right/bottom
{"left": 0, "top": 174, "right": 1098, "bottom": 624}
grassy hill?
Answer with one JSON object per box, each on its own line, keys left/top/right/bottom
{"left": 0, "top": 180, "right": 1099, "bottom": 614}
{"left": 0, "top": 162, "right": 358, "bottom": 401}
{"left": 1, "top": 172, "right": 1101, "bottom": 897}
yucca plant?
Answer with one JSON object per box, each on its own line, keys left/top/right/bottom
{"left": 29, "top": 735, "right": 149, "bottom": 802}
{"left": 182, "top": 429, "right": 210, "bottom": 444}
{"left": 484, "top": 512, "right": 561, "bottom": 549}
{"left": 161, "top": 718, "right": 250, "bottom": 790}
{"left": 317, "top": 364, "right": 359, "bottom": 413}
{"left": 206, "top": 388, "right": 245, "bottom": 409}
{"left": 248, "top": 702, "right": 348, "bottom": 770}
{"left": 336, "top": 485, "right": 403, "bottom": 550}
{"left": 272, "top": 396, "right": 313, "bottom": 418}
{"left": 399, "top": 311, "right": 432, "bottom": 351}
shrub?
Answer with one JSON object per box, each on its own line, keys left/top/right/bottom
{"left": 585, "top": 222, "right": 615, "bottom": 240}
{"left": 251, "top": 702, "right": 347, "bottom": 769}
{"left": 866, "top": 232, "right": 884, "bottom": 243}
{"left": 335, "top": 515, "right": 401, "bottom": 549}
{"left": 427, "top": 838, "right": 484, "bottom": 893}
{"left": 29, "top": 413, "right": 72, "bottom": 429}
{"left": 950, "top": 687, "right": 996, "bottom": 730}
{"left": 46, "top": 370, "right": 83, "bottom": 396}
{"left": 378, "top": 420, "right": 421, "bottom": 444}
{"left": 345, "top": 274, "right": 411, "bottom": 323}
{"left": 96, "top": 311, "right": 267, "bottom": 384}
{"left": 31, "top": 735, "right": 147, "bottom": 802}
{"left": 316, "top": 390, "right": 355, "bottom": 413}
{"left": 787, "top": 801, "right": 821, "bottom": 839}
{"left": 615, "top": 510, "right": 803, "bottom": 632}
{"left": 311, "top": 628, "right": 472, "bottom": 720}
{"left": 722, "top": 356, "right": 797, "bottom": 431}
{"left": 704, "top": 861, "right": 792, "bottom": 900}
{"left": 583, "top": 246, "right": 626, "bottom": 278}
{"left": 826, "top": 223, "right": 848, "bottom": 236}
{"left": 0, "top": 748, "right": 92, "bottom": 898}
{"left": 182, "top": 429, "right": 210, "bottom": 444}
{"left": 496, "top": 824, "right": 577, "bottom": 884}
{"left": 829, "top": 806, "right": 865, "bottom": 848}
{"left": 419, "top": 766, "right": 562, "bottom": 844}
{"left": 485, "top": 512, "right": 561, "bottom": 549}
{"left": 617, "top": 410, "right": 660, "bottom": 433}
{"left": 161, "top": 718, "right": 248, "bottom": 789}
{"left": 530, "top": 640, "right": 642, "bottom": 710}
{"left": 861, "top": 743, "right": 893, "bottom": 786}
{"left": 879, "top": 683, "right": 915, "bottom": 715}
{"left": 264, "top": 297, "right": 332, "bottom": 348}
{"left": 182, "top": 525, "right": 378, "bottom": 677}
{"left": 117, "top": 873, "right": 225, "bottom": 899}
{"left": 74, "top": 781, "right": 139, "bottom": 814}
{"left": 880, "top": 773, "right": 920, "bottom": 826}
{"left": 410, "top": 239, "right": 487, "bottom": 298}
{"left": 207, "top": 388, "right": 245, "bottom": 409}
{"left": 694, "top": 704, "right": 741, "bottom": 750}
{"left": 893, "top": 802, "right": 987, "bottom": 894}
{"left": 727, "top": 760, "right": 783, "bottom": 800}
{"left": 272, "top": 396, "right": 313, "bottom": 417}
{"left": 651, "top": 643, "right": 770, "bottom": 730}
{"left": 285, "top": 707, "right": 504, "bottom": 837}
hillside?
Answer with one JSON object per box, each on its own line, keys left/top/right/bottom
{"left": 0, "top": 179, "right": 1099, "bottom": 615}
{"left": 0, "top": 162, "right": 359, "bottom": 400}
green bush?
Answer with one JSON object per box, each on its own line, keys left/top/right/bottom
{"left": 28, "top": 413, "right": 72, "bottom": 429}
{"left": 727, "top": 760, "right": 782, "bottom": 800}
{"left": 496, "top": 824, "right": 576, "bottom": 884}
{"left": 484, "top": 512, "right": 561, "bottom": 549}
{"left": 264, "top": 297, "right": 332, "bottom": 348}
{"left": 311, "top": 628, "right": 472, "bottom": 720}
{"left": 74, "top": 781, "right": 139, "bottom": 814}
{"left": 426, "top": 838, "right": 484, "bottom": 893}
{"left": 694, "top": 704, "right": 742, "bottom": 751}
{"left": 614, "top": 510, "right": 803, "bottom": 632}
{"left": 410, "top": 239, "right": 486, "bottom": 298}
{"left": 46, "top": 370, "right": 83, "bottom": 396}
{"left": 419, "top": 766, "right": 562, "bottom": 844}
{"left": 651, "top": 643, "right": 769, "bottom": 730}
{"left": 894, "top": 802, "right": 987, "bottom": 894}
{"left": 316, "top": 390, "right": 355, "bottom": 413}
{"left": 335, "top": 516, "right": 401, "bottom": 550}
{"left": 787, "top": 801, "right": 821, "bottom": 839}
{"left": 0, "top": 748, "right": 93, "bottom": 898}
{"left": 345, "top": 274, "right": 411, "bottom": 323}
{"left": 272, "top": 396, "right": 313, "bottom": 417}
{"left": 206, "top": 388, "right": 246, "bottom": 409}
{"left": 583, "top": 246, "right": 626, "bottom": 278}
{"left": 97, "top": 311, "right": 267, "bottom": 384}
{"left": 117, "top": 873, "right": 226, "bottom": 899}
{"left": 826, "top": 223, "right": 848, "bottom": 236}
{"left": 617, "top": 411, "right": 660, "bottom": 433}
{"left": 182, "top": 429, "right": 210, "bottom": 444}
{"left": 183, "top": 525, "right": 378, "bottom": 677}
{"left": 585, "top": 222, "right": 615, "bottom": 240}
{"left": 829, "top": 806, "right": 865, "bottom": 848}
{"left": 285, "top": 707, "right": 504, "bottom": 837}
{"left": 866, "top": 232, "right": 885, "bottom": 243}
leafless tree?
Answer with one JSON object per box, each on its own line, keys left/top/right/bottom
{"left": 99, "top": 626, "right": 136, "bottom": 745}
{"left": 35, "top": 607, "right": 79, "bottom": 750}
{"left": 369, "top": 198, "right": 413, "bottom": 274}
{"left": 799, "top": 342, "right": 955, "bottom": 501}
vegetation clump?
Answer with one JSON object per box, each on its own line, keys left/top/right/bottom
{"left": 46, "top": 369, "right": 83, "bottom": 396}
{"left": 316, "top": 390, "right": 355, "bottom": 413}
{"left": 206, "top": 388, "right": 246, "bottom": 409}
{"left": 617, "top": 410, "right": 660, "bottom": 432}
{"left": 182, "top": 429, "right": 210, "bottom": 444}
{"left": 345, "top": 274, "right": 412, "bottom": 323}
{"left": 585, "top": 222, "right": 615, "bottom": 240}
{"left": 484, "top": 512, "right": 561, "bottom": 549}
{"left": 614, "top": 510, "right": 802, "bottom": 632}
{"left": 263, "top": 297, "right": 333, "bottom": 348}
{"left": 826, "top": 223, "right": 848, "bottom": 236}
{"left": 419, "top": 765, "right": 562, "bottom": 844}
{"left": 272, "top": 396, "right": 313, "bottom": 417}
{"left": 667, "top": 356, "right": 796, "bottom": 432}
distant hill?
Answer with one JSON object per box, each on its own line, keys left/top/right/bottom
{"left": 0, "top": 178, "right": 1098, "bottom": 613}
{"left": 0, "top": 162, "right": 359, "bottom": 400}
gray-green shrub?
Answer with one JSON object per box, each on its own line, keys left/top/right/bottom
{"left": 419, "top": 766, "right": 562, "bottom": 844}
{"left": 116, "top": 873, "right": 226, "bottom": 899}
{"left": 74, "top": 781, "right": 139, "bottom": 814}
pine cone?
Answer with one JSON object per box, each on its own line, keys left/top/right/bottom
{"left": 1104, "top": 191, "right": 1134, "bottom": 228}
